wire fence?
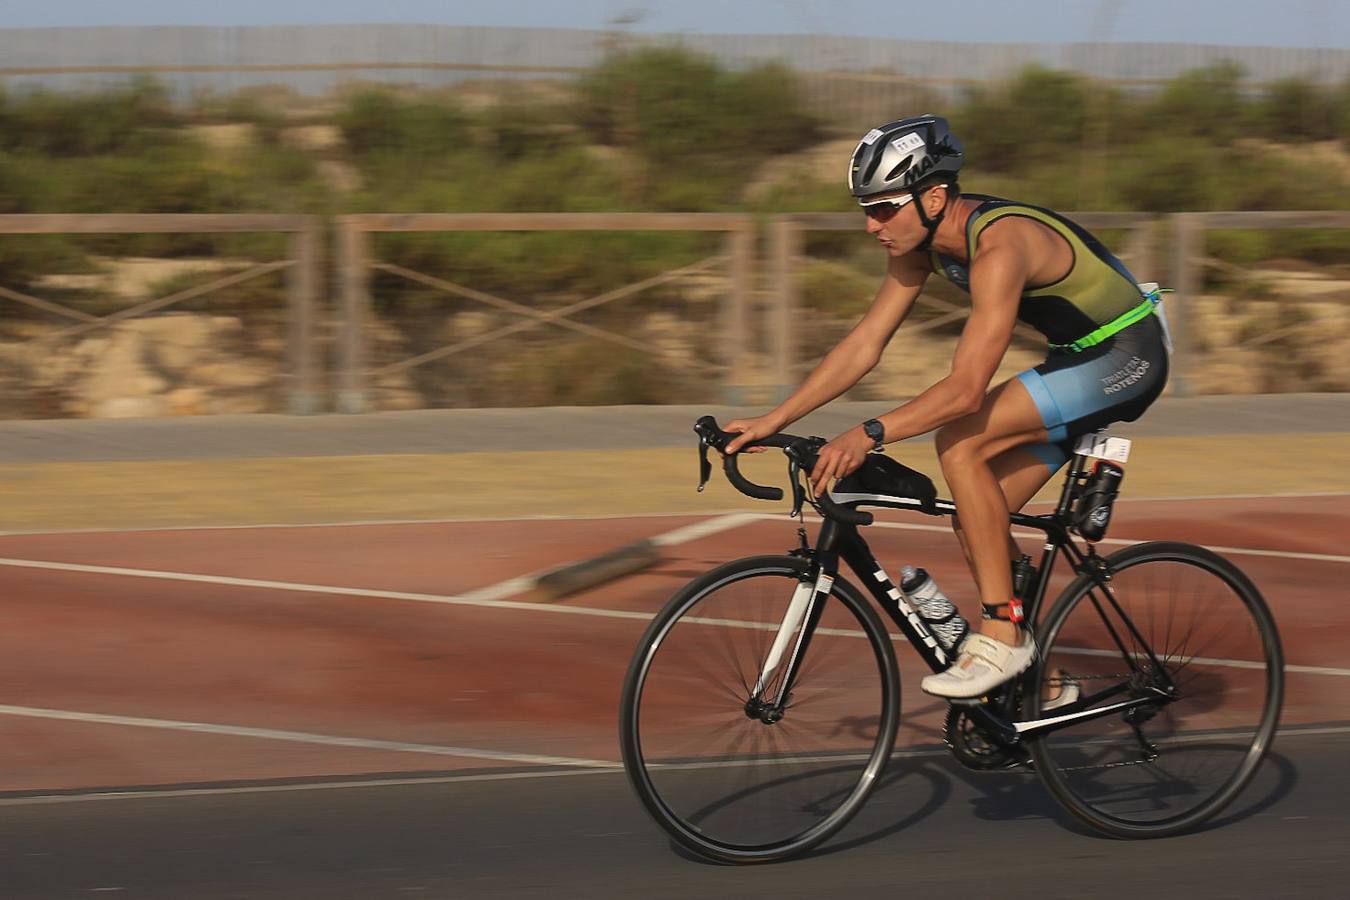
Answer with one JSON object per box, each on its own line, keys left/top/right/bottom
{"left": 3, "top": 211, "right": 1347, "bottom": 417}
{"left": 4, "top": 24, "right": 1348, "bottom": 123}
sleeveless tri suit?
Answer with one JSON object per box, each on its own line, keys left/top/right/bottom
{"left": 928, "top": 195, "right": 1170, "bottom": 470}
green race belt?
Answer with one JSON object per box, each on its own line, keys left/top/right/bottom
{"left": 1048, "top": 296, "right": 1159, "bottom": 353}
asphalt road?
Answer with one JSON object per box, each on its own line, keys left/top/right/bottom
{"left": 1, "top": 726, "right": 1344, "bottom": 899}
{"left": 2, "top": 397, "right": 1345, "bottom": 898}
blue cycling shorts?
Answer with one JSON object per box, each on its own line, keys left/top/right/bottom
{"left": 1017, "top": 313, "right": 1169, "bottom": 471}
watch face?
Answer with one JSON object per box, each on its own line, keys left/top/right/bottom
{"left": 864, "top": 420, "right": 884, "bottom": 441}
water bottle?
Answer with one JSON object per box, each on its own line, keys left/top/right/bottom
{"left": 1073, "top": 460, "right": 1125, "bottom": 542}
{"left": 900, "top": 565, "right": 969, "bottom": 653}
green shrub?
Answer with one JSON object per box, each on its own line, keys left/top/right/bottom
{"left": 487, "top": 341, "right": 707, "bottom": 406}
{"left": 369, "top": 229, "right": 717, "bottom": 302}
{"left": 336, "top": 88, "right": 469, "bottom": 160}
{"left": 1338, "top": 78, "right": 1350, "bottom": 141}
{"left": 0, "top": 79, "right": 175, "bottom": 157}
{"left": 1255, "top": 78, "right": 1340, "bottom": 142}
{"left": 1145, "top": 61, "right": 1250, "bottom": 143}
{"left": 572, "top": 47, "right": 820, "bottom": 193}
{"left": 956, "top": 66, "right": 1093, "bottom": 173}
{"left": 2, "top": 58, "right": 1350, "bottom": 322}
{"left": 799, "top": 259, "right": 877, "bottom": 317}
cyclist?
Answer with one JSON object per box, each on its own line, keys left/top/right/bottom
{"left": 725, "top": 114, "right": 1168, "bottom": 699}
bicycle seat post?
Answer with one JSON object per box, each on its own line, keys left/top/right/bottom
{"left": 1053, "top": 451, "right": 1092, "bottom": 522}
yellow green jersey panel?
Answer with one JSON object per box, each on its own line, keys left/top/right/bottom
{"left": 928, "top": 195, "right": 1143, "bottom": 346}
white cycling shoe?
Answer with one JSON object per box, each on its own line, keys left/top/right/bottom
{"left": 1040, "top": 677, "right": 1081, "bottom": 712}
{"left": 921, "top": 632, "right": 1036, "bottom": 699}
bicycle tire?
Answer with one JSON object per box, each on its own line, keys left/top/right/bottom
{"left": 1027, "top": 541, "right": 1283, "bottom": 838}
{"left": 619, "top": 555, "right": 900, "bottom": 863}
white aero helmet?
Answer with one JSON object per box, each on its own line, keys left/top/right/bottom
{"left": 848, "top": 114, "right": 963, "bottom": 203}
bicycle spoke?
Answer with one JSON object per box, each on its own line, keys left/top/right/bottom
{"left": 621, "top": 558, "right": 897, "bottom": 859}
{"left": 1030, "top": 543, "right": 1281, "bottom": 837}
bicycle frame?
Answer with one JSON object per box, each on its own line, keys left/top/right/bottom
{"left": 754, "top": 451, "right": 1175, "bottom": 746}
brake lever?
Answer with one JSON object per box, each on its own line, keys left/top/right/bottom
{"left": 696, "top": 440, "right": 712, "bottom": 492}
{"left": 787, "top": 459, "right": 805, "bottom": 518}
{"left": 783, "top": 436, "right": 828, "bottom": 518}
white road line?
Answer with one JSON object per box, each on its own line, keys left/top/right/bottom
{"left": 1030, "top": 490, "right": 1350, "bottom": 505}
{"left": 648, "top": 512, "right": 762, "bottom": 547}
{"left": 0, "top": 509, "right": 755, "bottom": 539}
{"left": 0, "top": 512, "right": 763, "bottom": 612}
{"left": 4, "top": 722, "right": 1348, "bottom": 807}
{"left": 0, "top": 768, "right": 629, "bottom": 807}
{"left": 1052, "top": 646, "right": 1350, "bottom": 678}
{"left": 0, "top": 510, "right": 1345, "bottom": 678}
{"left": 0, "top": 556, "right": 657, "bottom": 622}
{"left": 455, "top": 577, "right": 538, "bottom": 603}
{"left": 0, "top": 511, "right": 761, "bottom": 614}
{"left": 1168, "top": 545, "right": 1350, "bottom": 565}
{"left": 752, "top": 514, "right": 1350, "bottom": 565}
{"left": 3, "top": 549, "right": 1343, "bottom": 677}
{"left": 0, "top": 704, "right": 621, "bottom": 769}
{"left": 0, "top": 489, "right": 1343, "bottom": 538}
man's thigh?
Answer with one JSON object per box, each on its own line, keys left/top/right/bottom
{"left": 937, "top": 377, "right": 1050, "bottom": 462}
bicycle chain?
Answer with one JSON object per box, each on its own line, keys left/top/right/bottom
{"left": 1037, "top": 672, "right": 1169, "bottom": 773}
{"left": 1049, "top": 672, "right": 1133, "bottom": 684}
{"left": 1053, "top": 755, "right": 1159, "bottom": 773}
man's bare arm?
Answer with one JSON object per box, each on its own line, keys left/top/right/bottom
{"left": 724, "top": 251, "right": 930, "bottom": 453}
{"left": 868, "top": 242, "right": 1026, "bottom": 441}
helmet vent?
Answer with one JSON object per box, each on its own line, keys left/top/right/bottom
{"left": 861, "top": 151, "right": 885, "bottom": 186}
{"left": 885, "top": 155, "right": 915, "bottom": 183}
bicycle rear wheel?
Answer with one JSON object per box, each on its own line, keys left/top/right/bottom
{"left": 1028, "top": 541, "right": 1283, "bottom": 838}
{"left": 619, "top": 555, "right": 899, "bottom": 863}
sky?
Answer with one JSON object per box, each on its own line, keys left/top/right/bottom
{"left": 1, "top": 0, "right": 1348, "bottom": 49}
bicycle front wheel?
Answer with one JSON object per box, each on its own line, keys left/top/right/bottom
{"left": 619, "top": 555, "right": 899, "bottom": 863}
{"left": 1028, "top": 541, "right": 1283, "bottom": 838}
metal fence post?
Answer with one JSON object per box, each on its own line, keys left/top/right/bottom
{"left": 1122, "top": 216, "right": 1159, "bottom": 284}
{"left": 286, "top": 218, "right": 321, "bottom": 414}
{"left": 336, "top": 217, "right": 370, "bottom": 414}
{"left": 769, "top": 217, "right": 801, "bottom": 403}
{"left": 723, "top": 221, "right": 754, "bottom": 406}
{"left": 1169, "top": 213, "right": 1203, "bottom": 399}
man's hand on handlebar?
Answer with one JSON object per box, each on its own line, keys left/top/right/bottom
{"left": 809, "top": 427, "right": 873, "bottom": 497}
{"left": 724, "top": 414, "right": 786, "bottom": 455}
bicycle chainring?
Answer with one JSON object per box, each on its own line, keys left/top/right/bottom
{"left": 944, "top": 707, "right": 1031, "bottom": 772}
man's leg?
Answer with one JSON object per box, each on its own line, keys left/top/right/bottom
{"left": 947, "top": 440, "right": 1075, "bottom": 701}
{"left": 949, "top": 442, "right": 1064, "bottom": 608}
{"left": 933, "top": 378, "right": 1051, "bottom": 645}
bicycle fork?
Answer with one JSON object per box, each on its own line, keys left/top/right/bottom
{"left": 748, "top": 566, "right": 833, "bottom": 721}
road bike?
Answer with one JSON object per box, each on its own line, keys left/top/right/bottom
{"left": 618, "top": 416, "right": 1283, "bottom": 862}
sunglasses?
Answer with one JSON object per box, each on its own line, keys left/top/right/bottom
{"left": 862, "top": 194, "right": 916, "bottom": 223}
{"left": 861, "top": 184, "right": 946, "bottom": 223}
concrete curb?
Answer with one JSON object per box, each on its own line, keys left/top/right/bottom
{"left": 521, "top": 539, "right": 664, "bottom": 603}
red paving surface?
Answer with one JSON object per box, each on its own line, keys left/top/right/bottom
{"left": 0, "top": 496, "right": 1345, "bottom": 795}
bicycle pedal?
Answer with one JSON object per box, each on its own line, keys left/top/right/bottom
{"left": 948, "top": 697, "right": 986, "bottom": 707}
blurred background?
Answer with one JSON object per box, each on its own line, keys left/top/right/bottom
{"left": 2, "top": 5, "right": 1350, "bottom": 897}
{"left": 1, "top": 1, "right": 1348, "bottom": 418}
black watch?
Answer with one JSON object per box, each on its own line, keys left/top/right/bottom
{"left": 862, "top": 419, "right": 886, "bottom": 452}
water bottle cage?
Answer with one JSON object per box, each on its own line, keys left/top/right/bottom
{"left": 1071, "top": 460, "right": 1124, "bottom": 542}
{"left": 981, "top": 600, "right": 1024, "bottom": 624}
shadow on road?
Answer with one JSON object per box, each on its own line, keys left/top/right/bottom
{"left": 669, "top": 744, "right": 1298, "bottom": 864}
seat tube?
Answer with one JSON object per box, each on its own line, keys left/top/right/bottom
{"left": 1056, "top": 451, "right": 1089, "bottom": 519}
